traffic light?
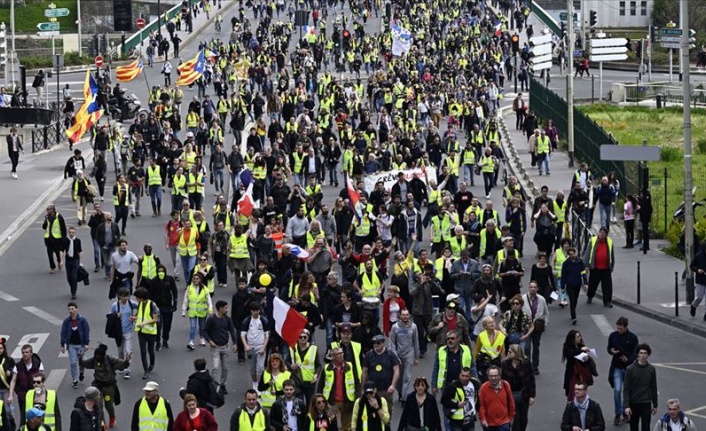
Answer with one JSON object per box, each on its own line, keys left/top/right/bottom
{"left": 560, "top": 21, "right": 566, "bottom": 39}
{"left": 688, "top": 29, "right": 696, "bottom": 49}
{"left": 0, "top": 22, "right": 7, "bottom": 67}
{"left": 511, "top": 34, "right": 520, "bottom": 54}
{"left": 589, "top": 10, "right": 597, "bottom": 27}
{"left": 650, "top": 24, "right": 658, "bottom": 42}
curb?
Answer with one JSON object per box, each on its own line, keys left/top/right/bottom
{"left": 498, "top": 106, "right": 540, "bottom": 200}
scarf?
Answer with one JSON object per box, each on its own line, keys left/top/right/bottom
{"left": 574, "top": 396, "right": 590, "bottom": 429}
{"left": 280, "top": 397, "right": 301, "bottom": 425}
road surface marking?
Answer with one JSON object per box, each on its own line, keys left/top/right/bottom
{"left": 0, "top": 290, "right": 19, "bottom": 301}
{"left": 651, "top": 362, "right": 706, "bottom": 366}
{"left": 659, "top": 302, "right": 690, "bottom": 308}
{"left": 684, "top": 405, "right": 706, "bottom": 419}
{"left": 653, "top": 363, "right": 706, "bottom": 376}
{"left": 590, "top": 314, "right": 613, "bottom": 336}
{"left": 22, "top": 306, "right": 63, "bottom": 326}
{"left": 9, "top": 333, "right": 50, "bottom": 358}
{"left": 45, "top": 369, "right": 67, "bottom": 391}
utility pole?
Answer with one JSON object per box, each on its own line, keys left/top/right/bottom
{"left": 567, "top": 0, "right": 575, "bottom": 167}
{"left": 580, "top": 0, "right": 586, "bottom": 51}
{"left": 77, "top": 0, "right": 82, "bottom": 55}
{"left": 681, "top": 0, "right": 695, "bottom": 303}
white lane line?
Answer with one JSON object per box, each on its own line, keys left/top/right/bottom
{"left": 0, "top": 290, "right": 19, "bottom": 301}
{"left": 9, "top": 333, "right": 50, "bottom": 358}
{"left": 590, "top": 314, "right": 613, "bottom": 337}
{"left": 22, "top": 306, "right": 63, "bottom": 326}
{"left": 45, "top": 369, "right": 67, "bottom": 391}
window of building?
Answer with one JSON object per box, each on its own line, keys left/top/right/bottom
{"left": 619, "top": 1, "right": 626, "bottom": 16}
{"left": 630, "top": 1, "right": 637, "bottom": 16}
{"left": 640, "top": 1, "right": 647, "bottom": 16}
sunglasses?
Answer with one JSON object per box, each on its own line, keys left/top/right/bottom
{"left": 199, "top": 258, "right": 207, "bottom": 261}
{"left": 446, "top": 337, "right": 456, "bottom": 341}
{"left": 33, "top": 380, "right": 43, "bottom": 384}
{"left": 299, "top": 335, "right": 308, "bottom": 340}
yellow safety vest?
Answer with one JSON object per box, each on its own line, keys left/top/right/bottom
{"left": 322, "top": 363, "right": 356, "bottom": 402}
{"left": 449, "top": 236, "right": 467, "bottom": 258}
{"left": 178, "top": 227, "right": 198, "bottom": 256}
{"left": 553, "top": 200, "right": 567, "bottom": 223}
{"left": 450, "top": 387, "right": 467, "bottom": 420}
{"left": 187, "top": 285, "right": 210, "bottom": 318}
{"left": 555, "top": 248, "right": 568, "bottom": 278}
{"left": 137, "top": 397, "right": 169, "bottom": 431}
{"left": 172, "top": 175, "right": 187, "bottom": 196}
{"left": 355, "top": 217, "right": 370, "bottom": 237}
{"left": 140, "top": 255, "right": 158, "bottom": 279}
{"left": 188, "top": 173, "right": 204, "bottom": 194}
{"left": 330, "top": 342, "right": 362, "bottom": 379}
{"left": 435, "top": 257, "right": 446, "bottom": 282}
{"left": 186, "top": 113, "right": 199, "bottom": 128}
{"left": 259, "top": 370, "right": 292, "bottom": 407}
{"left": 25, "top": 390, "right": 57, "bottom": 429}
{"left": 480, "top": 155, "right": 495, "bottom": 173}
{"left": 147, "top": 166, "right": 161, "bottom": 186}
{"left": 432, "top": 215, "right": 451, "bottom": 243}
{"left": 237, "top": 408, "right": 267, "bottom": 431}
{"left": 587, "top": 237, "right": 613, "bottom": 268}
{"left": 113, "top": 184, "right": 129, "bottom": 206}
{"left": 253, "top": 165, "right": 266, "bottom": 180}
{"left": 462, "top": 148, "right": 475, "bottom": 165}
{"left": 289, "top": 345, "right": 318, "bottom": 382}
{"left": 135, "top": 300, "right": 157, "bottom": 335}
{"left": 435, "top": 345, "right": 472, "bottom": 389}
{"left": 360, "top": 271, "right": 381, "bottom": 298}
{"left": 292, "top": 152, "right": 305, "bottom": 174}
{"left": 428, "top": 189, "right": 441, "bottom": 206}
{"left": 479, "top": 228, "right": 501, "bottom": 256}
{"left": 44, "top": 217, "right": 62, "bottom": 239}
{"left": 193, "top": 264, "right": 215, "bottom": 294}
{"left": 495, "top": 248, "right": 519, "bottom": 268}
{"left": 536, "top": 135, "right": 550, "bottom": 154}
{"left": 478, "top": 331, "right": 505, "bottom": 359}
{"left": 229, "top": 234, "right": 249, "bottom": 259}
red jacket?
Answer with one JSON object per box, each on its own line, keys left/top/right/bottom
{"left": 478, "top": 380, "right": 515, "bottom": 427}
{"left": 382, "top": 297, "right": 406, "bottom": 335}
{"left": 173, "top": 408, "right": 218, "bottom": 431}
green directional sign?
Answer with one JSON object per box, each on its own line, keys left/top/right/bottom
{"left": 44, "top": 7, "right": 69, "bottom": 18}
{"left": 36, "top": 22, "right": 60, "bottom": 31}
{"left": 660, "top": 28, "right": 682, "bottom": 36}
{"left": 559, "top": 12, "right": 578, "bottom": 21}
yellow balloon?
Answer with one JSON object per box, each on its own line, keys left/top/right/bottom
{"left": 259, "top": 273, "right": 272, "bottom": 286}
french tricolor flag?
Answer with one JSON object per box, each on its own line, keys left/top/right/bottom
{"left": 238, "top": 182, "right": 256, "bottom": 218}
{"left": 273, "top": 297, "right": 309, "bottom": 347}
{"left": 345, "top": 173, "right": 363, "bottom": 223}
{"left": 494, "top": 21, "right": 503, "bottom": 36}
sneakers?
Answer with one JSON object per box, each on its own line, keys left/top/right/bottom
{"left": 79, "top": 371, "right": 84, "bottom": 381}
{"left": 572, "top": 319, "right": 577, "bottom": 325}
{"left": 220, "top": 385, "right": 228, "bottom": 395}
{"left": 199, "top": 337, "right": 206, "bottom": 346}
{"left": 142, "top": 371, "right": 150, "bottom": 380}
{"left": 124, "top": 370, "right": 131, "bottom": 379}
{"left": 156, "top": 341, "right": 161, "bottom": 351}
{"left": 109, "top": 417, "right": 116, "bottom": 428}
{"left": 72, "top": 380, "right": 78, "bottom": 388}
{"left": 604, "top": 303, "right": 613, "bottom": 308}
{"left": 691, "top": 305, "right": 697, "bottom": 317}
{"left": 614, "top": 415, "right": 622, "bottom": 426}
{"left": 187, "top": 341, "right": 195, "bottom": 351}
{"left": 162, "top": 340, "right": 169, "bottom": 349}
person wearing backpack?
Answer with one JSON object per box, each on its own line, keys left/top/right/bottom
{"left": 106, "top": 288, "right": 138, "bottom": 379}
{"left": 182, "top": 358, "right": 220, "bottom": 413}
{"left": 78, "top": 344, "right": 130, "bottom": 429}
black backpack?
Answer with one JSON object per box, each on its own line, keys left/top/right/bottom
{"left": 206, "top": 378, "right": 225, "bottom": 409}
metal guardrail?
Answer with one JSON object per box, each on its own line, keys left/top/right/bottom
{"left": 570, "top": 209, "right": 593, "bottom": 259}
{"left": 120, "top": 0, "right": 201, "bottom": 55}
{"left": 622, "top": 82, "right": 706, "bottom": 106}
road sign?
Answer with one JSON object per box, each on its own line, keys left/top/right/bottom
{"left": 589, "top": 53, "right": 628, "bottom": 62}
{"left": 589, "top": 38, "right": 628, "bottom": 48}
{"left": 530, "top": 34, "right": 552, "bottom": 46}
{"left": 660, "top": 42, "right": 681, "bottom": 49}
{"left": 559, "top": 12, "right": 577, "bottom": 21}
{"left": 95, "top": 55, "right": 103, "bottom": 67}
{"left": 44, "top": 8, "right": 69, "bottom": 18}
{"left": 573, "top": 49, "right": 584, "bottom": 57}
{"left": 600, "top": 145, "right": 660, "bottom": 161}
{"left": 529, "top": 33, "right": 553, "bottom": 73}
{"left": 591, "top": 46, "right": 628, "bottom": 55}
{"left": 135, "top": 18, "right": 146, "bottom": 29}
{"left": 660, "top": 28, "right": 682, "bottom": 36}
{"left": 530, "top": 43, "right": 552, "bottom": 56}
{"left": 660, "top": 36, "right": 681, "bottom": 43}
{"left": 37, "top": 30, "right": 59, "bottom": 37}
{"left": 36, "top": 22, "right": 60, "bottom": 31}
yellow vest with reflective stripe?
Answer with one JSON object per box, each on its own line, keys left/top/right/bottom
{"left": 135, "top": 300, "right": 157, "bottom": 334}
{"left": 480, "top": 155, "right": 495, "bottom": 173}
{"left": 354, "top": 217, "right": 370, "bottom": 237}
{"left": 432, "top": 215, "right": 451, "bottom": 242}
{"left": 360, "top": 271, "right": 380, "bottom": 298}
{"left": 44, "top": 217, "right": 62, "bottom": 239}
{"left": 450, "top": 387, "right": 466, "bottom": 420}
{"left": 186, "top": 112, "right": 199, "bottom": 128}
{"left": 462, "top": 148, "right": 475, "bottom": 165}
{"left": 25, "top": 390, "right": 56, "bottom": 429}
{"left": 237, "top": 408, "right": 266, "bottom": 431}
{"left": 178, "top": 228, "right": 198, "bottom": 256}
{"left": 536, "top": 136, "right": 550, "bottom": 154}
{"left": 322, "top": 363, "right": 356, "bottom": 402}
{"left": 253, "top": 165, "right": 266, "bottom": 180}
{"left": 187, "top": 285, "right": 210, "bottom": 318}
{"left": 435, "top": 345, "right": 472, "bottom": 389}
{"left": 478, "top": 331, "right": 505, "bottom": 359}
{"left": 555, "top": 248, "right": 568, "bottom": 277}
{"left": 553, "top": 200, "right": 567, "bottom": 223}
{"left": 172, "top": 175, "right": 187, "bottom": 196}
{"left": 289, "top": 345, "right": 318, "bottom": 382}
{"left": 479, "top": 228, "right": 501, "bottom": 256}
{"left": 193, "top": 264, "right": 215, "bottom": 294}
{"left": 141, "top": 255, "right": 158, "bottom": 279}
{"left": 259, "top": 370, "right": 291, "bottom": 407}
{"left": 449, "top": 236, "right": 467, "bottom": 258}
{"left": 292, "top": 152, "right": 305, "bottom": 174}
{"left": 137, "top": 397, "right": 169, "bottom": 431}
{"left": 188, "top": 173, "right": 204, "bottom": 194}
{"left": 229, "top": 234, "right": 249, "bottom": 259}
{"left": 147, "top": 166, "right": 161, "bottom": 186}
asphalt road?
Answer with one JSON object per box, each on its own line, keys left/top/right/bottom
{"left": 3, "top": 5, "right": 706, "bottom": 431}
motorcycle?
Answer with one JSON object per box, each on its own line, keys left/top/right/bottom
{"left": 108, "top": 93, "right": 141, "bottom": 122}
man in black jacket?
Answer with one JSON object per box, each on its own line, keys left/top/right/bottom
{"left": 151, "top": 265, "right": 178, "bottom": 349}
{"left": 441, "top": 368, "right": 478, "bottom": 430}
{"left": 70, "top": 387, "right": 105, "bottom": 431}
{"left": 79, "top": 345, "right": 130, "bottom": 428}
{"left": 182, "top": 358, "right": 216, "bottom": 413}
{"left": 269, "top": 380, "right": 307, "bottom": 431}
{"left": 62, "top": 227, "right": 82, "bottom": 299}
{"left": 561, "top": 382, "right": 606, "bottom": 431}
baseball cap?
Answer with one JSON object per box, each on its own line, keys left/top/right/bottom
{"left": 142, "top": 381, "right": 160, "bottom": 391}
{"left": 364, "top": 381, "right": 376, "bottom": 393}
{"left": 446, "top": 293, "right": 460, "bottom": 302}
{"left": 26, "top": 408, "right": 45, "bottom": 421}
{"left": 339, "top": 323, "right": 353, "bottom": 333}
{"left": 372, "top": 334, "right": 385, "bottom": 343}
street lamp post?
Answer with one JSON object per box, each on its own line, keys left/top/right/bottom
{"left": 77, "top": 0, "right": 82, "bottom": 55}
{"left": 10, "top": 0, "right": 15, "bottom": 90}
{"left": 681, "top": 0, "right": 695, "bottom": 303}
{"left": 157, "top": 0, "right": 162, "bottom": 36}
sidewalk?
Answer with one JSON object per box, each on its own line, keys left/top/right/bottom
{"left": 498, "top": 105, "right": 706, "bottom": 337}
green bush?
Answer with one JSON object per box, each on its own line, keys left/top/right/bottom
{"left": 19, "top": 52, "right": 92, "bottom": 69}
{"left": 697, "top": 138, "right": 706, "bottom": 155}
{"left": 660, "top": 146, "right": 683, "bottom": 162}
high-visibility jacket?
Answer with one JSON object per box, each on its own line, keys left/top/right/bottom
{"left": 449, "top": 386, "right": 468, "bottom": 421}
{"left": 259, "top": 370, "right": 292, "bottom": 407}
{"left": 253, "top": 165, "right": 266, "bottom": 180}
{"left": 188, "top": 173, "right": 204, "bottom": 194}
{"left": 431, "top": 215, "right": 451, "bottom": 243}
{"left": 435, "top": 345, "right": 472, "bottom": 389}
{"left": 330, "top": 342, "right": 362, "bottom": 379}
{"left": 113, "top": 183, "right": 130, "bottom": 206}
{"left": 306, "top": 230, "right": 325, "bottom": 250}
{"left": 137, "top": 397, "right": 169, "bottom": 431}
{"left": 140, "top": 255, "right": 158, "bottom": 279}
{"left": 322, "top": 363, "right": 356, "bottom": 402}
{"left": 553, "top": 200, "right": 567, "bottom": 223}
{"left": 289, "top": 345, "right": 318, "bottom": 382}
{"left": 147, "top": 166, "right": 161, "bottom": 186}
{"left": 462, "top": 148, "right": 476, "bottom": 166}
{"left": 44, "top": 217, "right": 63, "bottom": 239}
{"left": 354, "top": 217, "right": 370, "bottom": 237}
{"left": 586, "top": 236, "right": 614, "bottom": 269}
{"left": 479, "top": 228, "right": 501, "bottom": 257}
{"left": 360, "top": 271, "right": 381, "bottom": 299}
{"left": 448, "top": 236, "right": 467, "bottom": 258}
{"left": 217, "top": 100, "right": 230, "bottom": 114}
{"left": 292, "top": 152, "right": 305, "bottom": 174}
{"left": 193, "top": 264, "right": 214, "bottom": 294}
{"left": 536, "top": 136, "right": 550, "bottom": 155}
{"left": 480, "top": 155, "right": 495, "bottom": 173}
{"left": 495, "top": 248, "right": 519, "bottom": 268}
{"left": 178, "top": 227, "right": 198, "bottom": 256}
{"left": 187, "top": 285, "right": 211, "bottom": 318}
{"left": 236, "top": 408, "right": 267, "bottom": 431}
{"left": 229, "top": 234, "right": 248, "bottom": 259}
{"left": 135, "top": 300, "right": 157, "bottom": 335}
{"left": 428, "top": 189, "right": 441, "bottom": 206}
{"left": 435, "top": 257, "right": 447, "bottom": 282}
{"left": 477, "top": 330, "right": 505, "bottom": 359}
{"left": 186, "top": 112, "right": 199, "bottom": 128}
{"left": 25, "top": 390, "right": 57, "bottom": 429}
{"left": 172, "top": 175, "right": 187, "bottom": 196}
{"left": 555, "top": 248, "right": 568, "bottom": 278}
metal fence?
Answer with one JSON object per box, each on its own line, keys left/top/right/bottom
{"left": 529, "top": 76, "right": 641, "bottom": 198}
{"left": 648, "top": 163, "right": 706, "bottom": 234}
{"left": 30, "top": 101, "right": 66, "bottom": 152}
{"left": 621, "top": 82, "right": 706, "bottom": 106}
{"left": 570, "top": 209, "right": 593, "bottom": 259}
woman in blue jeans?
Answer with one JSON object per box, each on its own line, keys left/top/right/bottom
{"left": 181, "top": 273, "right": 213, "bottom": 350}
